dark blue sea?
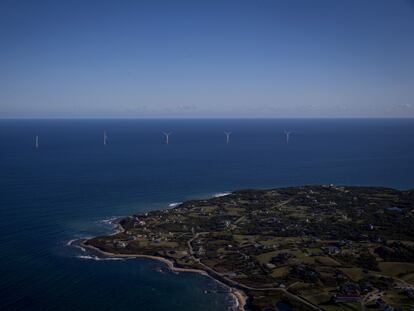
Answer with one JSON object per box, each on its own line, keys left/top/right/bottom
{"left": 0, "top": 119, "right": 413, "bottom": 311}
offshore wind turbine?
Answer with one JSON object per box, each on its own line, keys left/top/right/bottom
{"left": 103, "top": 131, "right": 108, "bottom": 146}
{"left": 224, "top": 131, "right": 232, "bottom": 144}
{"left": 163, "top": 132, "right": 171, "bottom": 144}
{"left": 35, "top": 135, "right": 39, "bottom": 149}
{"left": 284, "top": 130, "right": 292, "bottom": 144}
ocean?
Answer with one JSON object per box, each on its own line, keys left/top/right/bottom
{"left": 0, "top": 118, "right": 413, "bottom": 310}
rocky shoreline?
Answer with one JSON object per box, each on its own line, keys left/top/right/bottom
{"left": 80, "top": 240, "right": 247, "bottom": 311}
{"left": 82, "top": 186, "right": 414, "bottom": 310}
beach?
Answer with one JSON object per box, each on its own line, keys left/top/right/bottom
{"left": 3, "top": 119, "right": 413, "bottom": 311}
{"left": 80, "top": 241, "right": 247, "bottom": 311}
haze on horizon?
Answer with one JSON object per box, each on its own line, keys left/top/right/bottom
{"left": 1, "top": 0, "right": 414, "bottom": 119}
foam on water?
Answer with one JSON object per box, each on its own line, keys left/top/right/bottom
{"left": 66, "top": 239, "right": 77, "bottom": 246}
{"left": 98, "top": 216, "right": 122, "bottom": 225}
{"left": 2, "top": 119, "right": 413, "bottom": 311}
{"left": 76, "top": 255, "right": 126, "bottom": 261}
{"left": 213, "top": 192, "right": 231, "bottom": 198}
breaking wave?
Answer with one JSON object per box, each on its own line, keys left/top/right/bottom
{"left": 76, "top": 255, "right": 126, "bottom": 261}
{"left": 213, "top": 192, "right": 231, "bottom": 198}
{"left": 98, "top": 216, "right": 121, "bottom": 225}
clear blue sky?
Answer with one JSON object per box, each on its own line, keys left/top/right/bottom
{"left": 1, "top": 0, "right": 414, "bottom": 118}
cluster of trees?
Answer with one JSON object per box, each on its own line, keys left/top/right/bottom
{"left": 375, "top": 242, "right": 414, "bottom": 262}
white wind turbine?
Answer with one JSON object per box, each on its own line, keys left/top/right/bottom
{"left": 103, "top": 131, "right": 108, "bottom": 146}
{"left": 163, "top": 132, "right": 171, "bottom": 144}
{"left": 35, "top": 134, "right": 39, "bottom": 149}
{"left": 224, "top": 131, "right": 232, "bottom": 144}
{"left": 284, "top": 130, "right": 292, "bottom": 144}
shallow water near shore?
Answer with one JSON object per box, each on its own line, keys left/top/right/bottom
{"left": 0, "top": 118, "right": 413, "bottom": 310}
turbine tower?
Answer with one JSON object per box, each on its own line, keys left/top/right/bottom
{"left": 224, "top": 131, "right": 232, "bottom": 144}
{"left": 163, "top": 132, "right": 171, "bottom": 144}
{"left": 103, "top": 131, "right": 108, "bottom": 146}
{"left": 35, "top": 135, "right": 39, "bottom": 149}
{"left": 284, "top": 130, "right": 292, "bottom": 144}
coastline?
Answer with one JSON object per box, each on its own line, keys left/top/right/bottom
{"left": 78, "top": 188, "right": 336, "bottom": 311}
{"left": 70, "top": 185, "right": 414, "bottom": 311}
{"left": 80, "top": 241, "right": 248, "bottom": 311}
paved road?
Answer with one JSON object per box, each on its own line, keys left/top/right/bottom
{"left": 187, "top": 232, "right": 323, "bottom": 311}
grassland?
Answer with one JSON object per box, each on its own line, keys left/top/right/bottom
{"left": 86, "top": 185, "right": 414, "bottom": 311}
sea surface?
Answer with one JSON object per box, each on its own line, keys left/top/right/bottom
{"left": 0, "top": 118, "right": 413, "bottom": 311}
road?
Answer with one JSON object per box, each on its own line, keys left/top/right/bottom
{"left": 187, "top": 232, "right": 324, "bottom": 311}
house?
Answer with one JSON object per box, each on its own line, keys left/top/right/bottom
{"left": 335, "top": 283, "right": 361, "bottom": 303}
{"left": 323, "top": 245, "right": 340, "bottom": 255}
{"left": 386, "top": 207, "right": 402, "bottom": 213}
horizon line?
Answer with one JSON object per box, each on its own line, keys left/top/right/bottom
{"left": 1, "top": 116, "right": 414, "bottom": 120}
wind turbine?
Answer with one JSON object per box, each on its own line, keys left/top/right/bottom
{"left": 224, "top": 131, "right": 232, "bottom": 144}
{"left": 35, "top": 135, "right": 39, "bottom": 149}
{"left": 103, "top": 131, "right": 108, "bottom": 146}
{"left": 284, "top": 130, "right": 292, "bottom": 144}
{"left": 163, "top": 132, "right": 171, "bottom": 144}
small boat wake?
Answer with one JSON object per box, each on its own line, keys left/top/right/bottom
{"left": 155, "top": 266, "right": 168, "bottom": 274}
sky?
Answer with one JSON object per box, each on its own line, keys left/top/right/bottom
{"left": 0, "top": 0, "right": 414, "bottom": 118}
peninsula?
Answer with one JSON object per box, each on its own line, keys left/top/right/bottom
{"left": 85, "top": 185, "right": 414, "bottom": 311}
